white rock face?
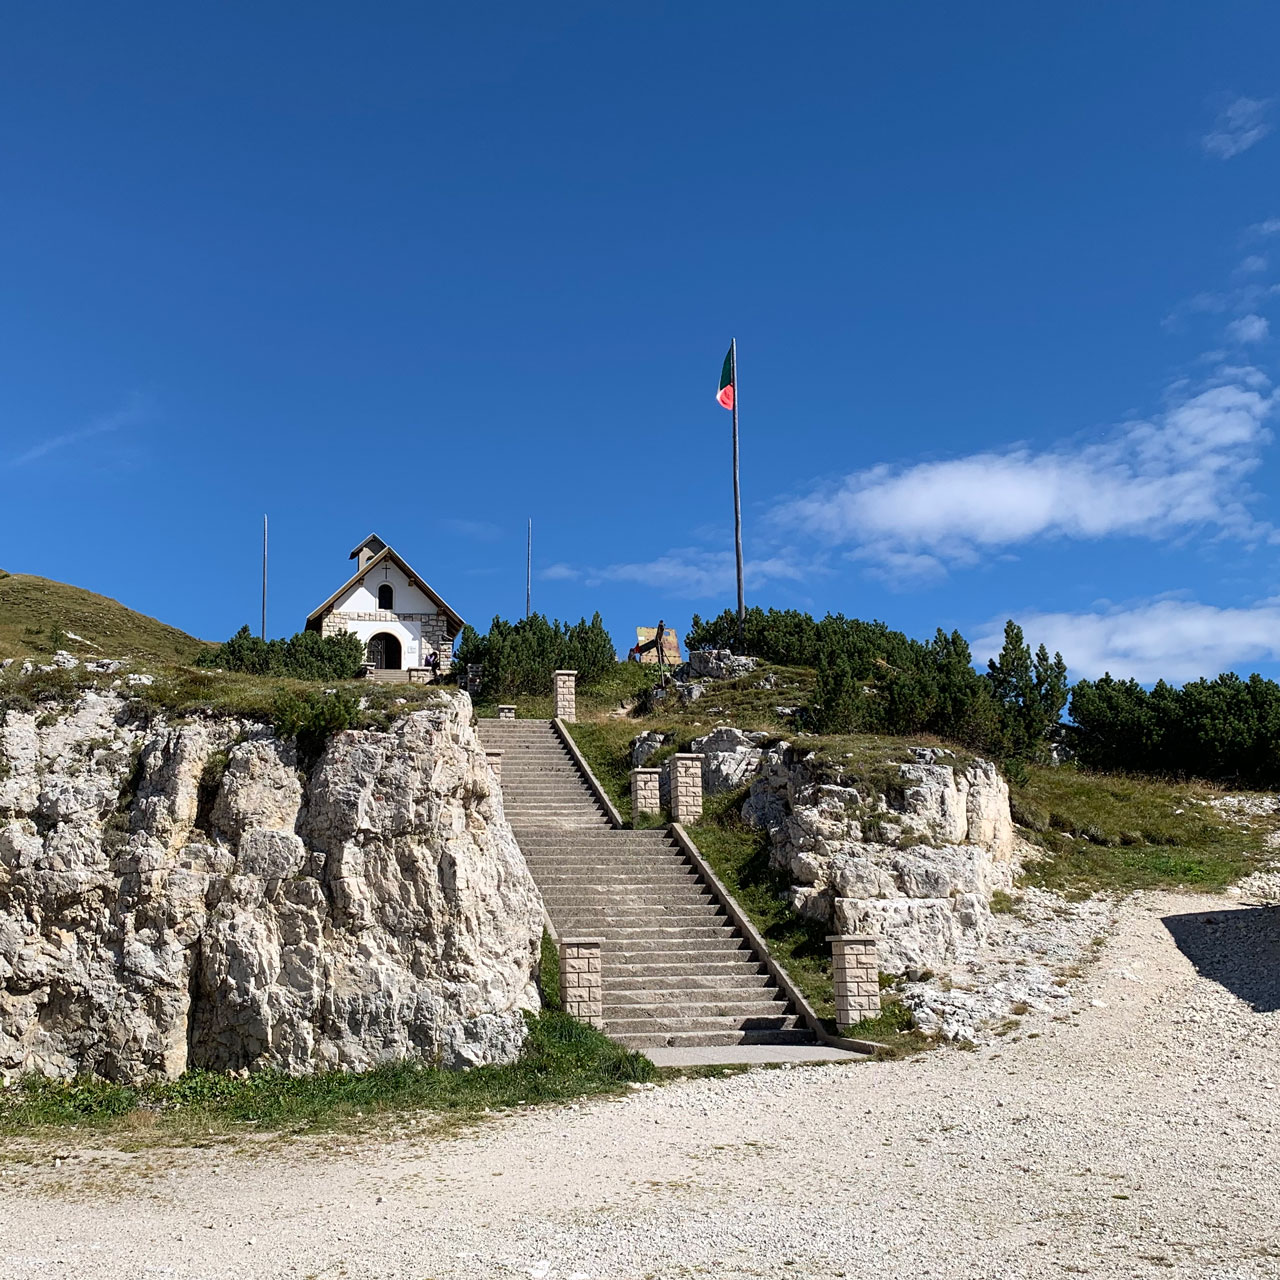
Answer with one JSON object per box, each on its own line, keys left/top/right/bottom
{"left": 0, "top": 689, "right": 543, "bottom": 1083}
{"left": 689, "top": 726, "right": 768, "bottom": 794}
{"left": 683, "top": 650, "right": 758, "bottom": 681}
{"left": 742, "top": 742, "right": 1019, "bottom": 976}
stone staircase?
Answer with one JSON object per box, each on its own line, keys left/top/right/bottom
{"left": 476, "top": 717, "right": 815, "bottom": 1051}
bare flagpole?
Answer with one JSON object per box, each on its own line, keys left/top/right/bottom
{"left": 261, "top": 514, "right": 268, "bottom": 640}
{"left": 731, "top": 338, "right": 745, "bottom": 653}
{"left": 526, "top": 518, "right": 532, "bottom": 619}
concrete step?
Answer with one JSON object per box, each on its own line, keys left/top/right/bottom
{"left": 592, "top": 937, "right": 752, "bottom": 956}
{"left": 547, "top": 892, "right": 717, "bottom": 910}
{"left": 578, "top": 931, "right": 742, "bottom": 942}
{"left": 604, "top": 972, "right": 773, "bottom": 993}
{"left": 605, "top": 1013, "right": 803, "bottom": 1034}
{"left": 601, "top": 958, "right": 768, "bottom": 979}
{"left": 551, "top": 901, "right": 725, "bottom": 917}
{"left": 604, "top": 999, "right": 791, "bottom": 1020}
{"left": 609, "top": 1027, "right": 816, "bottom": 1049}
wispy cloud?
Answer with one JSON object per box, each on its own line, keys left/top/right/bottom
{"left": 552, "top": 547, "right": 816, "bottom": 598}
{"left": 1201, "top": 95, "right": 1272, "bottom": 159}
{"left": 770, "top": 368, "right": 1277, "bottom": 577}
{"left": 9, "top": 396, "right": 149, "bottom": 467}
{"left": 973, "top": 596, "right": 1280, "bottom": 683}
{"left": 540, "top": 562, "right": 580, "bottom": 581}
{"left": 441, "top": 518, "right": 503, "bottom": 542}
{"left": 1226, "top": 313, "right": 1270, "bottom": 344}
{"left": 1249, "top": 218, "right": 1280, "bottom": 237}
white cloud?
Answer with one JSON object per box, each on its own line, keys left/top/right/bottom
{"left": 1201, "top": 95, "right": 1272, "bottom": 159}
{"left": 540, "top": 562, "right": 581, "bottom": 581}
{"left": 1227, "top": 313, "right": 1270, "bottom": 344}
{"left": 9, "top": 396, "right": 149, "bottom": 466}
{"left": 566, "top": 547, "right": 814, "bottom": 598}
{"left": 973, "top": 597, "right": 1280, "bottom": 683}
{"left": 772, "top": 370, "right": 1276, "bottom": 574}
{"left": 1250, "top": 218, "right": 1280, "bottom": 237}
{"left": 1237, "top": 254, "right": 1268, "bottom": 274}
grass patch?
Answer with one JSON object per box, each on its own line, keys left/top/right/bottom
{"left": 1013, "top": 764, "right": 1278, "bottom": 896}
{"left": 841, "top": 998, "right": 933, "bottom": 1058}
{"left": 0, "top": 573, "right": 208, "bottom": 664}
{"left": 0, "top": 1011, "right": 655, "bottom": 1138}
{"left": 688, "top": 789, "right": 839, "bottom": 1023}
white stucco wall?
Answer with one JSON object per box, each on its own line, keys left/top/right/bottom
{"left": 335, "top": 562, "right": 438, "bottom": 616}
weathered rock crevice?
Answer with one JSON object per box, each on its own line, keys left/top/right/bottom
{"left": 0, "top": 688, "right": 542, "bottom": 1083}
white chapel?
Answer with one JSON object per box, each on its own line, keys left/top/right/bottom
{"left": 305, "top": 534, "right": 465, "bottom": 674}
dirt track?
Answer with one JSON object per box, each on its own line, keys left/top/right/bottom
{"left": 1, "top": 890, "right": 1277, "bottom": 1279}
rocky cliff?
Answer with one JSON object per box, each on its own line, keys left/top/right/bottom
{"left": 0, "top": 685, "right": 543, "bottom": 1083}
{"left": 741, "top": 742, "right": 1019, "bottom": 976}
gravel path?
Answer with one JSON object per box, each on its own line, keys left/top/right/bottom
{"left": 1, "top": 890, "right": 1277, "bottom": 1280}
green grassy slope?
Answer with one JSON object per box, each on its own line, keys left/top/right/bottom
{"left": 0, "top": 571, "right": 208, "bottom": 664}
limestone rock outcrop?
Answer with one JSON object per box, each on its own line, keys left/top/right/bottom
{"left": 743, "top": 743, "right": 1018, "bottom": 975}
{"left": 688, "top": 726, "right": 768, "bottom": 794}
{"left": 682, "top": 650, "right": 757, "bottom": 681}
{"left": 0, "top": 688, "right": 543, "bottom": 1083}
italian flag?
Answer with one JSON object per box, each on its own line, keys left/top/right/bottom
{"left": 716, "top": 342, "right": 735, "bottom": 410}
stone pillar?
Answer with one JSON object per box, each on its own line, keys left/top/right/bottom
{"left": 630, "top": 767, "right": 661, "bottom": 818}
{"left": 828, "top": 933, "right": 881, "bottom": 1028}
{"left": 554, "top": 669, "right": 577, "bottom": 723}
{"left": 558, "top": 937, "right": 603, "bottom": 1027}
{"left": 497, "top": 704, "right": 516, "bottom": 721}
{"left": 485, "top": 749, "right": 503, "bottom": 784}
{"left": 669, "top": 754, "right": 704, "bottom": 823}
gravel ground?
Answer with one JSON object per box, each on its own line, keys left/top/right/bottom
{"left": 1, "top": 890, "right": 1277, "bottom": 1280}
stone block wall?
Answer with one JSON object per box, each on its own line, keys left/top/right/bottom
{"left": 485, "top": 750, "right": 503, "bottom": 784}
{"left": 554, "top": 670, "right": 577, "bottom": 723}
{"left": 669, "top": 753, "right": 704, "bottom": 823}
{"left": 829, "top": 932, "right": 880, "bottom": 1028}
{"left": 631, "top": 767, "right": 661, "bottom": 817}
{"left": 558, "top": 938, "right": 603, "bottom": 1026}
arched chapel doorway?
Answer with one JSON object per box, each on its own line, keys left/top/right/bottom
{"left": 366, "top": 632, "right": 402, "bottom": 670}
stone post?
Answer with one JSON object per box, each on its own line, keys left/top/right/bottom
{"left": 558, "top": 937, "right": 603, "bottom": 1027}
{"left": 828, "top": 933, "right": 881, "bottom": 1028}
{"left": 669, "top": 754, "right": 704, "bottom": 823}
{"left": 485, "top": 749, "right": 503, "bottom": 785}
{"left": 497, "top": 704, "right": 516, "bottom": 721}
{"left": 554, "top": 669, "right": 577, "bottom": 723}
{"left": 630, "top": 767, "right": 661, "bottom": 818}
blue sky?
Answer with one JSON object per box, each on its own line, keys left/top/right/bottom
{"left": 3, "top": 3, "right": 1279, "bottom": 683}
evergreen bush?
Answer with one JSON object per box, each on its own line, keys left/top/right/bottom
{"left": 197, "top": 625, "right": 365, "bottom": 681}
{"left": 455, "top": 612, "right": 617, "bottom": 699}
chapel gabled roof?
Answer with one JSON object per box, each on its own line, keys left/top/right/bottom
{"left": 306, "top": 542, "right": 466, "bottom": 636}
{"left": 348, "top": 533, "right": 387, "bottom": 561}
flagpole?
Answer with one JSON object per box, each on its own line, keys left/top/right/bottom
{"left": 731, "top": 338, "right": 745, "bottom": 653}
{"left": 261, "top": 514, "right": 268, "bottom": 640}
{"left": 526, "top": 518, "right": 532, "bottom": 620}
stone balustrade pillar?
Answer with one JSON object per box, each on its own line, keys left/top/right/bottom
{"left": 630, "top": 767, "right": 661, "bottom": 818}
{"left": 828, "top": 932, "right": 881, "bottom": 1028}
{"left": 558, "top": 937, "right": 603, "bottom": 1026}
{"left": 669, "top": 753, "right": 704, "bottom": 823}
{"left": 485, "top": 749, "right": 503, "bottom": 784}
{"left": 497, "top": 704, "right": 516, "bottom": 721}
{"left": 554, "top": 669, "right": 577, "bottom": 723}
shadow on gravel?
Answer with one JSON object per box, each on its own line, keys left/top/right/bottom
{"left": 1162, "top": 906, "right": 1280, "bottom": 1013}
